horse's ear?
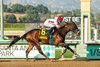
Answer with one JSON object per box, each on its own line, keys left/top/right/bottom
{"left": 65, "top": 22, "right": 68, "bottom": 24}
{"left": 70, "top": 17, "right": 74, "bottom": 23}
{"left": 70, "top": 18, "right": 72, "bottom": 22}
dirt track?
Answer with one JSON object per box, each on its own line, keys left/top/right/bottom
{"left": 0, "top": 59, "right": 100, "bottom": 67}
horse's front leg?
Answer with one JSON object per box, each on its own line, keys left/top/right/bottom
{"left": 57, "top": 43, "right": 67, "bottom": 58}
{"left": 67, "top": 46, "right": 80, "bottom": 58}
{"left": 65, "top": 45, "right": 80, "bottom": 59}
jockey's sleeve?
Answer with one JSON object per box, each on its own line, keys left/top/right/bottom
{"left": 55, "top": 24, "right": 61, "bottom": 29}
{"left": 54, "top": 21, "right": 61, "bottom": 29}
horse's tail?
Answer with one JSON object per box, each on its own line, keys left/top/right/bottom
{"left": 5, "top": 34, "right": 26, "bottom": 50}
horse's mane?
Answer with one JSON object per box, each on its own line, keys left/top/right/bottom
{"left": 59, "top": 23, "right": 69, "bottom": 29}
{"left": 59, "top": 22, "right": 78, "bottom": 32}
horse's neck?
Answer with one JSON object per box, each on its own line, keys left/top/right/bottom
{"left": 60, "top": 27, "right": 70, "bottom": 36}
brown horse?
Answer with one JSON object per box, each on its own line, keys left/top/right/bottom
{"left": 6, "top": 22, "right": 80, "bottom": 60}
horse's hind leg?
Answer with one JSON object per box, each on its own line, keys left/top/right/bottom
{"left": 35, "top": 42, "right": 49, "bottom": 59}
{"left": 26, "top": 42, "right": 34, "bottom": 61}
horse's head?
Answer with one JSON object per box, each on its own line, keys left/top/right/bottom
{"left": 64, "top": 22, "right": 80, "bottom": 36}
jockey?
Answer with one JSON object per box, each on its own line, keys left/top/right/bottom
{"left": 43, "top": 16, "right": 63, "bottom": 34}
{"left": 40, "top": 16, "right": 63, "bottom": 45}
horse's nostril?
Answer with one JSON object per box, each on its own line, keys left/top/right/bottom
{"left": 77, "top": 31, "right": 80, "bottom": 35}
{"left": 78, "top": 31, "right": 80, "bottom": 35}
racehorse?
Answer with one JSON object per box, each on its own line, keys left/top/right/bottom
{"left": 6, "top": 21, "right": 80, "bottom": 60}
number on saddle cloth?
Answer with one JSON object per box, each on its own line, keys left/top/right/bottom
{"left": 40, "top": 28, "right": 53, "bottom": 45}
{"left": 40, "top": 28, "right": 48, "bottom": 39}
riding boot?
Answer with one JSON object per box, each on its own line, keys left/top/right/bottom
{"left": 49, "top": 34, "right": 52, "bottom": 45}
{"left": 49, "top": 27, "right": 56, "bottom": 45}
{"left": 49, "top": 28, "right": 53, "bottom": 45}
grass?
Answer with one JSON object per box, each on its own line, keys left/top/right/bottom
{"left": 4, "top": 28, "right": 25, "bottom": 31}
{"left": 55, "top": 49, "right": 73, "bottom": 59}
{"left": 1, "top": 22, "right": 25, "bottom": 31}
{"left": 0, "top": 22, "right": 42, "bottom": 31}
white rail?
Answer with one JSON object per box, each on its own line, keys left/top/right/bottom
{"left": 65, "top": 39, "right": 81, "bottom": 44}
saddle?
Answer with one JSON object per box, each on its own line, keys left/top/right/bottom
{"left": 40, "top": 28, "right": 53, "bottom": 45}
{"left": 40, "top": 28, "right": 48, "bottom": 39}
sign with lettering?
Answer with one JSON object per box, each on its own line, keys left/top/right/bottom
{"left": 0, "top": 45, "right": 55, "bottom": 58}
{"left": 63, "top": 17, "right": 81, "bottom": 22}
{"left": 87, "top": 44, "right": 100, "bottom": 59}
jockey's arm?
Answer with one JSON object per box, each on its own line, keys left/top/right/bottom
{"left": 55, "top": 23, "right": 61, "bottom": 29}
{"left": 54, "top": 21, "right": 61, "bottom": 29}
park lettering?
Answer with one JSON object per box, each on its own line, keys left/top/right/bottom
{"left": 0, "top": 50, "right": 14, "bottom": 56}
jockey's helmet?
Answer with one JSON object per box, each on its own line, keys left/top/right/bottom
{"left": 54, "top": 16, "right": 63, "bottom": 22}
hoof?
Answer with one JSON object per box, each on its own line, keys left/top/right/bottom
{"left": 72, "top": 54, "right": 80, "bottom": 59}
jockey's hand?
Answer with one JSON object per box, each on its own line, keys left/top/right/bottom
{"left": 39, "top": 24, "right": 44, "bottom": 28}
{"left": 58, "top": 25, "right": 61, "bottom": 29}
